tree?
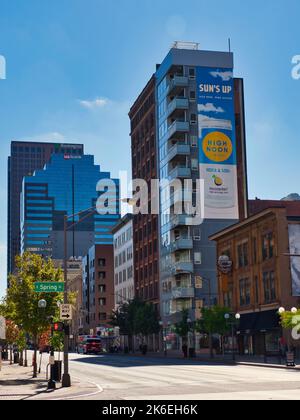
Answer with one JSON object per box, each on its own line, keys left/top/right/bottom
{"left": 111, "top": 298, "right": 160, "bottom": 352}
{"left": 196, "top": 306, "right": 230, "bottom": 358}
{"left": 134, "top": 303, "right": 160, "bottom": 347}
{"left": 174, "top": 309, "right": 192, "bottom": 344}
{"left": 4, "top": 320, "right": 19, "bottom": 364}
{"left": 280, "top": 309, "right": 300, "bottom": 350}
{"left": 1, "top": 252, "right": 64, "bottom": 377}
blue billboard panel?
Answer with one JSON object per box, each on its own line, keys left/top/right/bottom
{"left": 197, "top": 67, "right": 239, "bottom": 220}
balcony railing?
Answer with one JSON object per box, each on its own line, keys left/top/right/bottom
{"left": 167, "top": 121, "right": 189, "bottom": 141}
{"left": 171, "top": 287, "right": 195, "bottom": 299}
{"left": 164, "top": 143, "right": 190, "bottom": 165}
{"left": 169, "top": 165, "right": 191, "bottom": 180}
{"left": 172, "top": 261, "right": 194, "bottom": 275}
{"left": 167, "top": 76, "right": 189, "bottom": 96}
{"left": 167, "top": 97, "right": 189, "bottom": 118}
{"left": 170, "top": 238, "right": 193, "bottom": 252}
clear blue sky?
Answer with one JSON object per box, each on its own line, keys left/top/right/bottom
{"left": 0, "top": 0, "right": 300, "bottom": 298}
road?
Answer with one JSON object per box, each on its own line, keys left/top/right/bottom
{"left": 65, "top": 353, "right": 300, "bottom": 400}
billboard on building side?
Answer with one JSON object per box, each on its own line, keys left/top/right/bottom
{"left": 197, "top": 66, "right": 239, "bottom": 220}
{"left": 288, "top": 224, "right": 300, "bottom": 296}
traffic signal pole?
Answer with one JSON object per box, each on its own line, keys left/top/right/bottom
{"left": 48, "top": 326, "right": 56, "bottom": 390}
{"left": 62, "top": 215, "right": 71, "bottom": 388}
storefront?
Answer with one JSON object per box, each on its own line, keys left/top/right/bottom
{"left": 237, "top": 310, "right": 281, "bottom": 356}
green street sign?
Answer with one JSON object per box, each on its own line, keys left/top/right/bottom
{"left": 34, "top": 282, "right": 65, "bottom": 293}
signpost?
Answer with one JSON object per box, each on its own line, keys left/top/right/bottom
{"left": 34, "top": 282, "right": 65, "bottom": 293}
{"left": 60, "top": 304, "right": 72, "bottom": 321}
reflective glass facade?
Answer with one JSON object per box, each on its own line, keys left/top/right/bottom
{"left": 21, "top": 154, "right": 119, "bottom": 259}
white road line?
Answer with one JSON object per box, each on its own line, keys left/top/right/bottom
{"left": 50, "top": 377, "right": 103, "bottom": 401}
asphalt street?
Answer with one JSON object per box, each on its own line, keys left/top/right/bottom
{"left": 64, "top": 353, "right": 300, "bottom": 400}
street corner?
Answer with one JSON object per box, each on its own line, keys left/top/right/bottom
{"left": 29, "top": 377, "right": 103, "bottom": 400}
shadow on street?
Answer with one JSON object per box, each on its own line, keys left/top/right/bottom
{"left": 71, "top": 353, "right": 235, "bottom": 368}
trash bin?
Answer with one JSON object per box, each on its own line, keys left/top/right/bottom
{"left": 13, "top": 352, "right": 19, "bottom": 364}
{"left": 53, "top": 361, "right": 62, "bottom": 382}
{"left": 189, "top": 348, "right": 196, "bottom": 358}
{"left": 286, "top": 352, "right": 296, "bottom": 367}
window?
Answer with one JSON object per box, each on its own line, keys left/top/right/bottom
{"left": 239, "top": 278, "right": 251, "bottom": 306}
{"left": 98, "top": 258, "right": 106, "bottom": 267}
{"left": 191, "top": 136, "right": 197, "bottom": 147}
{"left": 253, "top": 237, "right": 257, "bottom": 264}
{"left": 263, "top": 271, "right": 276, "bottom": 303}
{"left": 99, "top": 313, "right": 107, "bottom": 321}
{"left": 237, "top": 242, "right": 249, "bottom": 268}
{"left": 127, "top": 266, "right": 133, "bottom": 279}
{"left": 193, "top": 228, "right": 201, "bottom": 241}
{"left": 190, "top": 114, "right": 197, "bottom": 124}
{"left": 99, "top": 298, "right": 106, "bottom": 306}
{"left": 99, "top": 285, "right": 106, "bottom": 293}
{"left": 115, "top": 274, "right": 118, "bottom": 285}
{"left": 98, "top": 272, "right": 106, "bottom": 280}
{"left": 191, "top": 158, "right": 198, "bottom": 171}
{"left": 194, "top": 252, "right": 202, "bottom": 265}
{"left": 254, "top": 276, "right": 259, "bottom": 303}
{"left": 195, "top": 276, "right": 203, "bottom": 289}
{"left": 262, "top": 233, "right": 274, "bottom": 261}
{"left": 189, "top": 68, "right": 196, "bottom": 79}
{"left": 189, "top": 90, "right": 196, "bottom": 101}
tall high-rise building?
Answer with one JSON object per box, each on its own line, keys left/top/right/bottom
{"left": 130, "top": 43, "right": 248, "bottom": 338}
{"left": 129, "top": 76, "right": 160, "bottom": 312}
{"left": 8, "top": 141, "right": 84, "bottom": 274}
{"left": 20, "top": 154, "right": 120, "bottom": 260}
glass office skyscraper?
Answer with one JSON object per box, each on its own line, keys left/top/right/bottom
{"left": 20, "top": 154, "right": 119, "bottom": 260}
{"left": 8, "top": 141, "right": 84, "bottom": 274}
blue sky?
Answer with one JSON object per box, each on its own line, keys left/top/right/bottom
{"left": 0, "top": 0, "right": 300, "bottom": 297}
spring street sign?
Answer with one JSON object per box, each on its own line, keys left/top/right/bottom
{"left": 34, "top": 282, "right": 65, "bottom": 293}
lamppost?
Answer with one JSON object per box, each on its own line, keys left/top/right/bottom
{"left": 224, "top": 312, "right": 240, "bottom": 361}
{"left": 61, "top": 198, "right": 130, "bottom": 387}
{"left": 278, "top": 306, "right": 298, "bottom": 353}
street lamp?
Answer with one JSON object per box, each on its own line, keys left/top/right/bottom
{"left": 61, "top": 199, "right": 130, "bottom": 387}
{"left": 38, "top": 299, "right": 47, "bottom": 309}
{"left": 224, "top": 312, "right": 240, "bottom": 361}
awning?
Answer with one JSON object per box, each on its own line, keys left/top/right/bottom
{"left": 237, "top": 310, "right": 280, "bottom": 334}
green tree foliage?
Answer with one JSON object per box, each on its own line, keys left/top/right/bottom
{"left": 174, "top": 309, "right": 192, "bottom": 341}
{"left": 196, "top": 306, "right": 231, "bottom": 358}
{"left": 280, "top": 310, "right": 300, "bottom": 330}
{"left": 111, "top": 298, "right": 160, "bottom": 349}
{"left": 196, "top": 306, "right": 231, "bottom": 336}
{"left": 1, "top": 252, "right": 64, "bottom": 376}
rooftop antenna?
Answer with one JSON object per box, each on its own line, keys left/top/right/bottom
{"left": 228, "top": 38, "right": 231, "bottom": 53}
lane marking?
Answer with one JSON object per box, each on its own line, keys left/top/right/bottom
{"left": 49, "top": 377, "right": 103, "bottom": 401}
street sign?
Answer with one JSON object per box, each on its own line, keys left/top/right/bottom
{"left": 60, "top": 304, "right": 72, "bottom": 321}
{"left": 34, "top": 282, "right": 65, "bottom": 293}
{"left": 0, "top": 316, "right": 5, "bottom": 340}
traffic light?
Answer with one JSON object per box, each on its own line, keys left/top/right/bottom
{"left": 52, "top": 322, "right": 64, "bottom": 332}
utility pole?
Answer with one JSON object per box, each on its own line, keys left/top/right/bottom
{"left": 62, "top": 215, "right": 71, "bottom": 388}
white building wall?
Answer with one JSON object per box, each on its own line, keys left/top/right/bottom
{"left": 113, "top": 219, "right": 134, "bottom": 308}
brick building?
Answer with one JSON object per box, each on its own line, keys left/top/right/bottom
{"left": 210, "top": 202, "right": 300, "bottom": 356}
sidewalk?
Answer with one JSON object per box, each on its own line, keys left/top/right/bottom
{"left": 0, "top": 361, "right": 102, "bottom": 400}
{"left": 121, "top": 350, "right": 300, "bottom": 370}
